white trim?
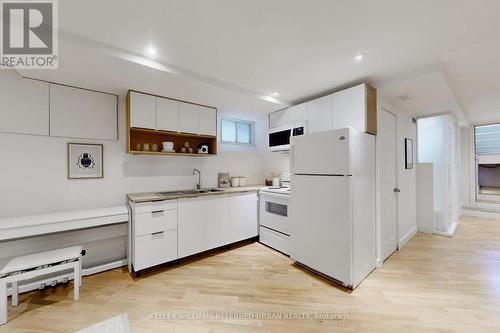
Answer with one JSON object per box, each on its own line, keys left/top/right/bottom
{"left": 433, "top": 220, "right": 458, "bottom": 238}
{"left": 375, "top": 258, "right": 383, "bottom": 268}
{"left": 398, "top": 226, "right": 417, "bottom": 249}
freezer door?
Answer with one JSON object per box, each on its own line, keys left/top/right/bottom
{"left": 291, "top": 128, "right": 351, "bottom": 175}
{"left": 289, "top": 174, "right": 352, "bottom": 285}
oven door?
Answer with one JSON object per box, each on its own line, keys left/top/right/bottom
{"left": 269, "top": 127, "right": 292, "bottom": 152}
{"left": 259, "top": 192, "right": 290, "bottom": 235}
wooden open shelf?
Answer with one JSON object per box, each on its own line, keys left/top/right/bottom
{"left": 127, "top": 128, "right": 217, "bottom": 156}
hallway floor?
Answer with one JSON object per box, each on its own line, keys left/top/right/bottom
{"left": 1, "top": 216, "right": 500, "bottom": 333}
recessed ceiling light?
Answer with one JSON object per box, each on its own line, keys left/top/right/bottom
{"left": 146, "top": 46, "right": 157, "bottom": 56}
{"left": 272, "top": 92, "right": 279, "bottom": 96}
{"left": 354, "top": 53, "right": 365, "bottom": 62}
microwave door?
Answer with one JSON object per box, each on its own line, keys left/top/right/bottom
{"left": 269, "top": 128, "right": 291, "bottom": 150}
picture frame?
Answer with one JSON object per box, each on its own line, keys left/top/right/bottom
{"left": 405, "top": 138, "right": 413, "bottom": 169}
{"left": 68, "top": 143, "right": 103, "bottom": 179}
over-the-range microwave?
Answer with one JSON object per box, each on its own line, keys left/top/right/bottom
{"left": 269, "top": 124, "right": 305, "bottom": 152}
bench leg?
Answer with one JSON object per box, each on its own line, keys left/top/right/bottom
{"left": 11, "top": 281, "right": 18, "bottom": 307}
{"left": 73, "top": 261, "right": 80, "bottom": 302}
{"left": 0, "top": 281, "right": 7, "bottom": 325}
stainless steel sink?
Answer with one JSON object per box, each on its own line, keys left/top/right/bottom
{"left": 156, "top": 191, "right": 185, "bottom": 196}
{"left": 156, "top": 188, "right": 225, "bottom": 196}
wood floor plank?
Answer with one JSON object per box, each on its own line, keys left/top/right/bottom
{"left": 1, "top": 216, "right": 499, "bottom": 332}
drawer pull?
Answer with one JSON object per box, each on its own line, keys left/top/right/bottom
{"left": 151, "top": 231, "right": 164, "bottom": 238}
{"left": 151, "top": 210, "right": 164, "bottom": 216}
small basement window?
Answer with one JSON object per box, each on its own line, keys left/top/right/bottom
{"left": 220, "top": 118, "right": 253, "bottom": 145}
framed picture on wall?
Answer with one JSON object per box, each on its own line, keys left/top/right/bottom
{"left": 405, "top": 138, "right": 413, "bottom": 169}
{"left": 68, "top": 143, "right": 103, "bottom": 179}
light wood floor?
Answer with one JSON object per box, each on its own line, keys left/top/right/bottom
{"left": 1, "top": 216, "right": 500, "bottom": 333}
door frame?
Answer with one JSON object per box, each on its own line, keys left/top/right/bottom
{"left": 375, "top": 106, "right": 399, "bottom": 267}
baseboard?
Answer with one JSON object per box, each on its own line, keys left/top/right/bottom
{"left": 433, "top": 220, "right": 458, "bottom": 238}
{"left": 462, "top": 208, "right": 500, "bottom": 220}
{"left": 6, "top": 259, "right": 126, "bottom": 297}
{"left": 398, "top": 226, "right": 417, "bottom": 249}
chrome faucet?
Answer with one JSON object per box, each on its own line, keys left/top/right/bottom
{"left": 193, "top": 168, "right": 201, "bottom": 190}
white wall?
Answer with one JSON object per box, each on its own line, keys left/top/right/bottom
{"left": 0, "top": 76, "right": 268, "bottom": 269}
{"left": 0, "top": 96, "right": 267, "bottom": 218}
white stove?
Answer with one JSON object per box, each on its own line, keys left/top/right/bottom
{"left": 260, "top": 186, "right": 290, "bottom": 195}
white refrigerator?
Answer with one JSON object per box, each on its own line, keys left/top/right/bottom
{"left": 289, "top": 127, "right": 376, "bottom": 289}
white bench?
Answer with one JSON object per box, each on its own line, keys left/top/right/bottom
{"left": 0, "top": 246, "right": 83, "bottom": 325}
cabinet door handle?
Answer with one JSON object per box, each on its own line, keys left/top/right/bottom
{"left": 151, "top": 210, "right": 164, "bottom": 217}
{"left": 394, "top": 188, "right": 401, "bottom": 193}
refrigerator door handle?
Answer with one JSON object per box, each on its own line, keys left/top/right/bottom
{"left": 290, "top": 142, "right": 295, "bottom": 173}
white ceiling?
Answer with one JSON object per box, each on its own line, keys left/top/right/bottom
{"left": 19, "top": 0, "right": 500, "bottom": 124}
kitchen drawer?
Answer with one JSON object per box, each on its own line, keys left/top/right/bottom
{"left": 134, "top": 200, "right": 177, "bottom": 214}
{"left": 134, "top": 209, "right": 177, "bottom": 236}
{"left": 259, "top": 226, "right": 289, "bottom": 255}
{"left": 134, "top": 230, "right": 177, "bottom": 271}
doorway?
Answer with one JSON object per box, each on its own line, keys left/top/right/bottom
{"left": 378, "top": 109, "right": 398, "bottom": 261}
{"left": 474, "top": 124, "right": 500, "bottom": 202}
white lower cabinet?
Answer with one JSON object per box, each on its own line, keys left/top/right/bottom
{"left": 130, "top": 192, "right": 258, "bottom": 271}
{"left": 134, "top": 230, "right": 177, "bottom": 271}
{"left": 229, "top": 192, "right": 258, "bottom": 242}
{"left": 205, "top": 196, "right": 230, "bottom": 250}
{"left": 130, "top": 199, "right": 178, "bottom": 272}
{"left": 178, "top": 197, "right": 207, "bottom": 258}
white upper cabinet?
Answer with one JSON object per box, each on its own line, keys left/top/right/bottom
{"left": 198, "top": 106, "right": 217, "bottom": 136}
{"left": 50, "top": 84, "right": 118, "bottom": 140}
{"left": 179, "top": 102, "right": 200, "bottom": 134}
{"left": 333, "top": 84, "right": 366, "bottom": 132}
{"left": 269, "top": 103, "right": 308, "bottom": 129}
{"left": 156, "top": 97, "right": 179, "bottom": 132}
{"left": 307, "top": 94, "right": 333, "bottom": 134}
{"left": 130, "top": 91, "right": 156, "bottom": 129}
{"left": 205, "top": 196, "right": 230, "bottom": 250}
{"left": 229, "top": 192, "right": 258, "bottom": 243}
{"left": 0, "top": 70, "right": 49, "bottom": 136}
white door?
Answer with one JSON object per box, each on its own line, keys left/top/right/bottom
{"left": 178, "top": 197, "right": 206, "bottom": 258}
{"left": 205, "top": 195, "right": 230, "bottom": 249}
{"left": 291, "top": 127, "right": 351, "bottom": 175}
{"left": 130, "top": 92, "right": 156, "bottom": 129}
{"left": 229, "top": 193, "right": 258, "bottom": 242}
{"left": 157, "top": 97, "right": 179, "bottom": 132}
{"left": 378, "top": 109, "right": 398, "bottom": 261}
{"left": 198, "top": 106, "right": 217, "bottom": 136}
{"left": 307, "top": 94, "right": 333, "bottom": 134}
{"left": 179, "top": 102, "right": 199, "bottom": 134}
{"left": 289, "top": 175, "right": 352, "bottom": 284}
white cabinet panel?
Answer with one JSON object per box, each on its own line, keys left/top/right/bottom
{"left": 206, "top": 196, "right": 230, "bottom": 249}
{"left": 307, "top": 94, "right": 333, "bottom": 134}
{"left": 179, "top": 102, "right": 199, "bottom": 134}
{"left": 50, "top": 84, "right": 117, "bottom": 140}
{"left": 134, "top": 230, "right": 177, "bottom": 271}
{"left": 178, "top": 197, "right": 206, "bottom": 258}
{"left": 269, "top": 103, "right": 307, "bottom": 129}
{"left": 157, "top": 97, "right": 179, "bottom": 132}
{"left": 0, "top": 70, "right": 49, "bottom": 136}
{"left": 333, "top": 84, "right": 365, "bottom": 132}
{"left": 229, "top": 192, "right": 258, "bottom": 242}
{"left": 198, "top": 106, "right": 217, "bottom": 136}
{"left": 130, "top": 91, "right": 156, "bottom": 129}
{"left": 134, "top": 209, "right": 177, "bottom": 237}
